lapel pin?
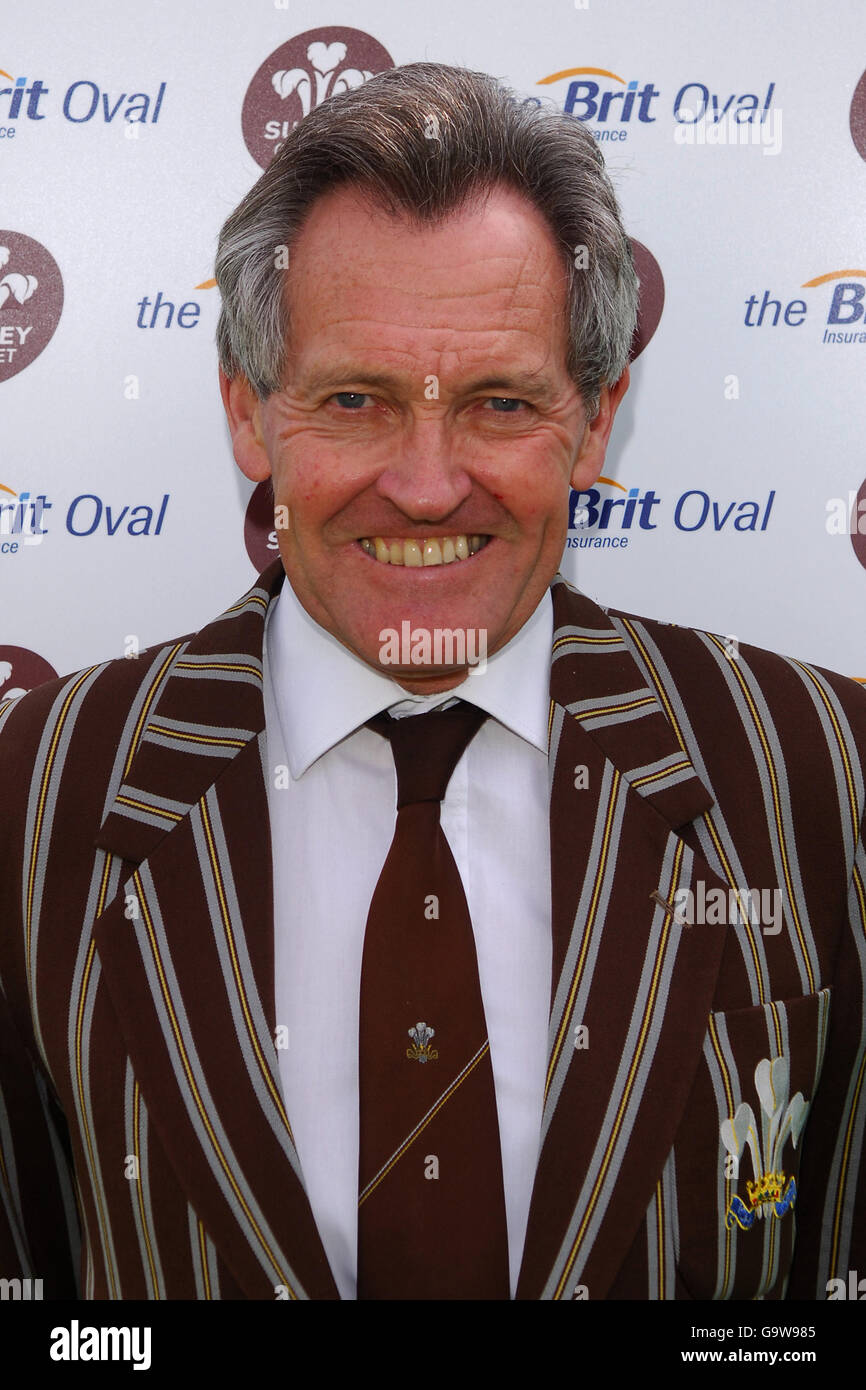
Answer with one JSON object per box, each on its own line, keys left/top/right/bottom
{"left": 649, "top": 888, "right": 690, "bottom": 926}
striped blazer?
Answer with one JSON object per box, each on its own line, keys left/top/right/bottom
{"left": 1, "top": 559, "right": 864, "bottom": 1300}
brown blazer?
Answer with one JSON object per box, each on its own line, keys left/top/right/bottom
{"left": 1, "top": 560, "right": 864, "bottom": 1299}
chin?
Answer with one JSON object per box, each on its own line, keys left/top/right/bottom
{"left": 375, "top": 664, "right": 472, "bottom": 694}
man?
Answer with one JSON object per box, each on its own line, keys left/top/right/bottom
{"left": 0, "top": 62, "right": 864, "bottom": 1302}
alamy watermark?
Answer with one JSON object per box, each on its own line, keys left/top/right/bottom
{"left": 826, "top": 491, "right": 866, "bottom": 535}
{"left": 0, "top": 1276, "right": 42, "bottom": 1299}
{"left": 670, "top": 882, "right": 782, "bottom": 934}
{"left": 49, "top": 1320, "right": 151, "bottom": 1370}
{"left": 674, "top": 107, "right": 782, "bottom": 157}
{"left": 378, "top": 623, "right": 487, "bottom": 674}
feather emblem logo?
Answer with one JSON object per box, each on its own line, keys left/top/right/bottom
{"left": 720, "top": 1056, "right": 809, "bottom": 1230}
{"left": 406, "top": 1022, "right": 438, "bottom": 1064}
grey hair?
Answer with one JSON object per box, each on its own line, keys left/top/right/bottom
{"left": 215, "top": 61, "right": 638, "bottom": 419}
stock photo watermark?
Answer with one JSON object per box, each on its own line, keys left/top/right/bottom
{"left": 674, "top": 105, "right": 783, "bottom": 156}
{"left": 378, "top": 623, "right": 488, "bottom": 674}
{"left": 654, "top": 882, "right": 783, "bottom": 934}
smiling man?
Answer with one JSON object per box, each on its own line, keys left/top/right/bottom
{"left": 1, "top": 62, "right": 864, "bottom": 1304}
{"left": 222, "top": 180, "right": 626, "bottom": 693}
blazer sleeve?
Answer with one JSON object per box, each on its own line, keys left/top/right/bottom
{"left": 787, "top": 771, "right": 866, "bottom": 1297}
{"left": 0, "top": 985, "right": 79, "bottom": 1298}
{"left": 0, "top": 690, "right": 80, "bottom": 1299}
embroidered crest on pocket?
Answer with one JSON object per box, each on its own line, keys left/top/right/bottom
{"left": 720, "top": 1055, "right": 809, "bottom": 1230}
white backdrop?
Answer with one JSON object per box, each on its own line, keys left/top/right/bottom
{"left": 2, "top": 0, "right": 865, "bottom": 694}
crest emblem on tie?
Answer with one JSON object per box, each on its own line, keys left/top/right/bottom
{"left": 406, "top": 1022, "right": 438, "bottom": 1063}
{"left": 720, "top": 1055, "right": 809, "bottom": 1230}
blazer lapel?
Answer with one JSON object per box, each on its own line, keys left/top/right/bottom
{"left": 92, "top": 561, "right": 339, "bottom": 1300}
{"left": 517, "top": 576, "right": 733, "bottom": 1300}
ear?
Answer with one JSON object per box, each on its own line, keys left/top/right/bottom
{"left": 570, "top": 366, "right": 630, "bottom": 492}
{"left": 219, "top": 368, "right": 272, "bottom": 482}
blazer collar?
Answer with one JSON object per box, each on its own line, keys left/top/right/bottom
{"left": 547, "top": 574, "right": 714, "bottom": 830}
{"left": 95, "top": 564, "right": 281, "bottom": 866}
{"left": 96, "top": 566, "right": 712, "bottom": 865}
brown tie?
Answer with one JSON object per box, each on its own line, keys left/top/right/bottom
{"left": 357, "top": 701, "right": 510, "bottom": 1299}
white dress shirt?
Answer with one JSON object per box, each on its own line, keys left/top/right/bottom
{"left": 262, "top": 580, "right": 553, "bottom": 1298}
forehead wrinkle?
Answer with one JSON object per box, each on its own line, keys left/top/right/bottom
{"left": 291, "top": 231, "right": 562, "bottom": 313}
{"left": 290, "top": 276, "right": 557, "bottom": 340}
{"left": 294, "top": 324, "right": 560, "bottom": 397}
{"left": 300, "top": 275, "right": 554, "bottom": 326}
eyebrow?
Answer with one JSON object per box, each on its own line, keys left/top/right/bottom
{"left": 297, "top": 366, "right": 559, "bottom": 406}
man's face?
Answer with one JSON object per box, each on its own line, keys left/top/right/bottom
{"left": 222, "top": 182, "right": 628, "bottom": 691}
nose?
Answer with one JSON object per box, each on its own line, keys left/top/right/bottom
{"left": 374, "top": 416, "right": 472, "bottom": 522}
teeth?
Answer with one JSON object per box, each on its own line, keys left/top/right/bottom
{"left": 360, "top": 534, "right": 489, "bottom": 567}
{"left": 422, "top": 539, "right": 442, "bottom": 566}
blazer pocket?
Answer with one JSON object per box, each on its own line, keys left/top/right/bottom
{"left": 673, "top": 988, "right": 831, "bottom": 1300}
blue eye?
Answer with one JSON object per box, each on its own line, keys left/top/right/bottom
{"left": 486, "top": 397, "right": 524, "bottom": 412}
{"left": 332, "top": 392, "right": 369, "bottom": 409}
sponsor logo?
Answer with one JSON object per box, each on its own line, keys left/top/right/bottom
{"left": 743, "top": 269, "right": 866, "bottom": 344}
{"left": 0, "top": 482, "right": 51, "bottom": 550}
{"left": 567, "top": 478, "right": 775, "bottom": 550}
{"left": 65, "top": 492, "right": 169, "bottom": 537}
{"left": 534, "top": 65, "right": 776, "bottom": 146}
{"left": 0, "top": 646, "right": 58, "bottom": 701}
{"left": 0, "top": 232, "right": 63, "bottom": 382}
{"left": 135, "top": 286, "right": 202, "bottom": 329}
{"left": 567, "top": 477, "right": 656, "bottom": 552}
{"left": 0, "top": 483, "right": 170, "bottom": 548}
{"left": 0, "top": 65, "right": 166, "bottom": 138}
{"left": 134, "top": 269, "right": 223, "bottom": 327}
{"left": 241, "top": 29, "right": 394, "bottom": 169}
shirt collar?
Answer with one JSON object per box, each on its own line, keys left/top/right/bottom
{"left": 267, "top": 578, "right": 553, "bottom": 778}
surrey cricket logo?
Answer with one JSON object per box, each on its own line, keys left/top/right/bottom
{"left": 241, "top": 28, "right": 394, "bottom": 169}
{"left": 0, "top": 233, "right": 63, "bottom": 382}
{"left": 720, "top": 1055, "right": 809, "bottom": 1230}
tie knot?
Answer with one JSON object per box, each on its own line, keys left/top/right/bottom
{"left": 368, "top": 701, "right": 487, "bottom": 808}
